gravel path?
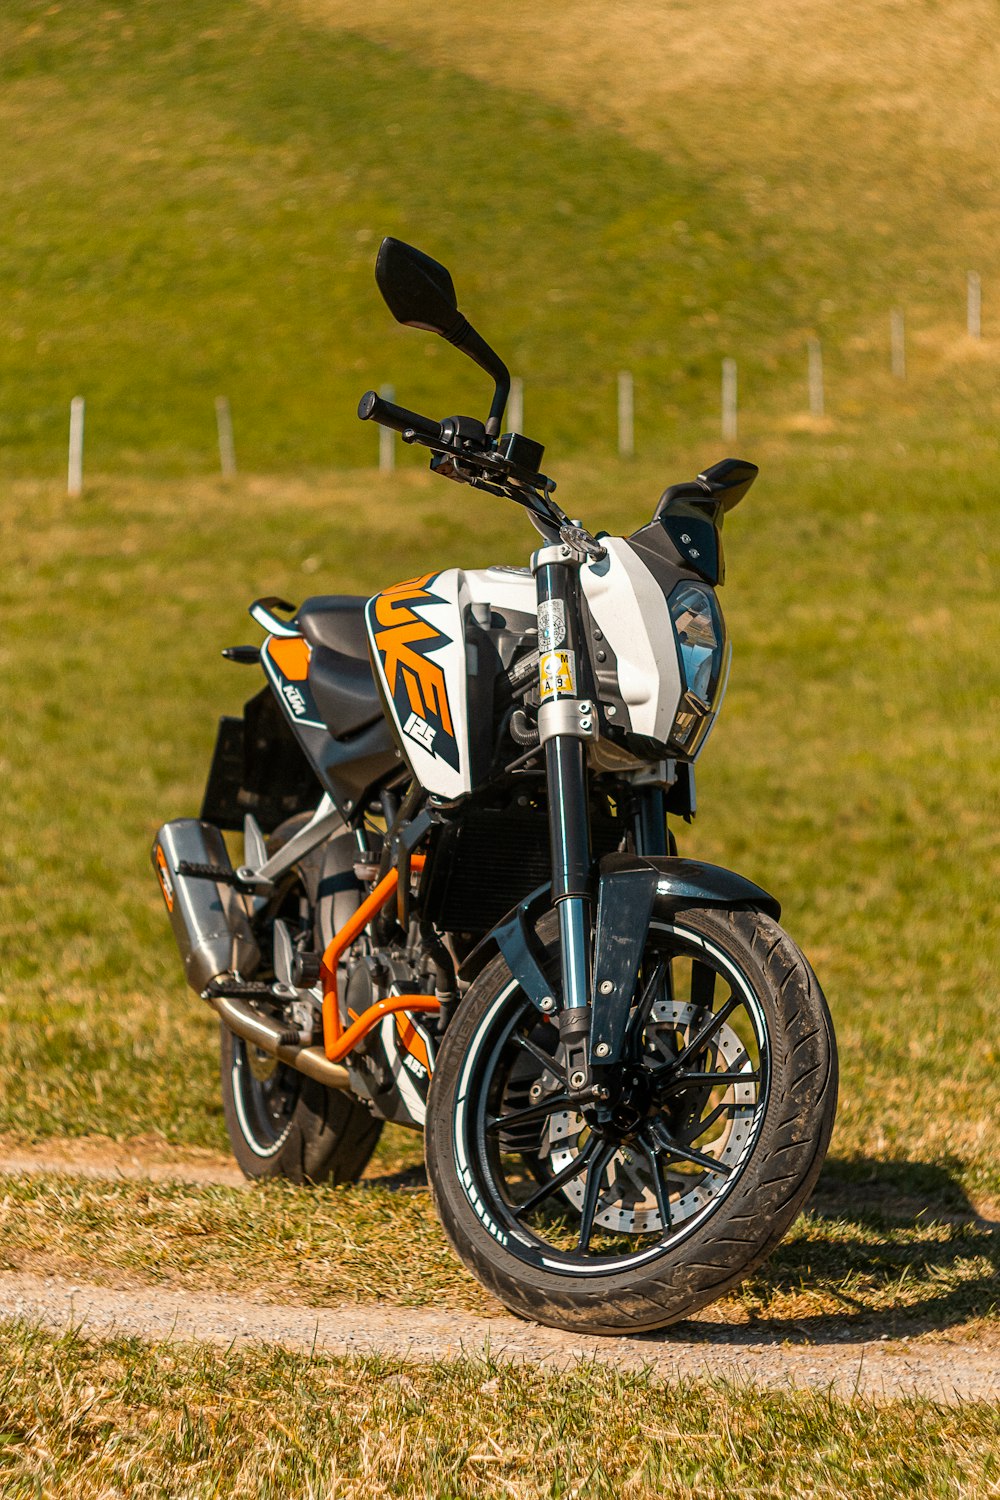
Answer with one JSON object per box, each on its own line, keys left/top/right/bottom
{"left": 0, "top": 1138, "right": 246, "bottom": 1188}
{"left": 1, "top": 1269, "right": 997, "bottom": 1404}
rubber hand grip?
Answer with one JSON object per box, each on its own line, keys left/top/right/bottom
{"left": 357, "top": 390, "right": 442, "bottom": 440}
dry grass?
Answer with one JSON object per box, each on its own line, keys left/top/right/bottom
{"left": 1, "top": 1320, "right": 999, "bottom": 1499}
{"left": 1, "top": 1169, "right": 996, "bottom": 1343}
{"left": 287, "top": 0, "right": 1000, "bottom": 266}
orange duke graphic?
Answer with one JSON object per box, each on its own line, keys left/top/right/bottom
{"left": 368, "top": 573, "right": 460, "bottom": 770}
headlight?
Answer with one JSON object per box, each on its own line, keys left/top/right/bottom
{"left": 668, "top": 583, "right": 729, "bottom": 754}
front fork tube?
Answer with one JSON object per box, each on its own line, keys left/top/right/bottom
{"left": 546, "top": 734, "right": 594, "bottom": 1092}
{"left": 535, "top": 551, "right": 594, "bottom": 1089}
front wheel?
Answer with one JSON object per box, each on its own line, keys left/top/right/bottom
{"left": 426, "top": 904, "right": 837, "bottom": 1333}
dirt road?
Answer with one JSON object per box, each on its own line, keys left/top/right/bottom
{"left": 1, "top": 1269, "right": 996, "bottom": 1404}
{"left": 1, "top": 1137, "right": 996, "bottom": 1404}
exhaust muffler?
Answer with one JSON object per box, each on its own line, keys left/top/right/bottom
{"left": 152, "top": 819, "right": 260, "bottom": 991}
{"left": 153, "top": 819, "right": 350, "bottom": 1091}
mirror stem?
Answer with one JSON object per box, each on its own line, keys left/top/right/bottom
{"left": 442, "top": 317, "right": 510, "bottom": 439}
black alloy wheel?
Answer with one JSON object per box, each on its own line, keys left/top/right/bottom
{"left": 426, "top": 905, "right": 837, "bottom": 1332}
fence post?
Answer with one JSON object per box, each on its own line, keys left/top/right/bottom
{"left": 508, "top": 376, "right": 524, "bottom": 433}
{"left": 968, "top": 271, "right": 982, "bottom": 339}
{"left": 67, "top": 396, "right": 85, "bottom": 497}
{"left": 721, "top": 359, "right": 738, "bottom": 442}
{"left": 890, "top": 309, "right": 906, "bottom": 379}
{"left": 215, "top": 396, "right": 236, "bottom": 479}
{"left": 378, "top": 383, "right": 395, "bottom": 473}
{"left": 617, "top": 370, "right": 634, "bottom": 457}
{"left": 808, "top": 338, "right": 824, "bottom": 417}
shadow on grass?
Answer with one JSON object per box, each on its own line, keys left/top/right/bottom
{"left": 814, "top": 1154, "right": 997, "bottom": 1225}
{"left": 664, "top": 1156, "right": 1000, "bottom": 1348}
{"left": 362, "top": 1163, "right": 428, "bottom": 1193}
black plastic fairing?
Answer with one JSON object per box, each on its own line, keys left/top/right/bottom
{"left": 600, "top": 852, "right": 780, "bottom": 918}
{"left": 585, "top": 852, "right": 779, "bottom": 1066}
{"left": 645, "top": 459, "right": 758, "bottom": 587}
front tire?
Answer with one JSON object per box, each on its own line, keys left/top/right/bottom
{"left": 426, "top": 904, "right": 837, "bottom": 1333}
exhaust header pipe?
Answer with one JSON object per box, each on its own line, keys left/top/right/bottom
{"left": 206, "top": 991, "right": 350, "bottom": 1091}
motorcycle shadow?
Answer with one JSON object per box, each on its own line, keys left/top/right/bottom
{"left": 655, "top": 1155, "right": 999, "bottom": 1349}
{"left": 361, "top": 1162, "right": 429, "bottom": 1193}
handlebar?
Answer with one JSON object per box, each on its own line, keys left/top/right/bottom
{"left": 355, "top": 386, "right": 592, "bottom": 548}
{"left": 357, "top": 390, "right": 443, "bottom": 442}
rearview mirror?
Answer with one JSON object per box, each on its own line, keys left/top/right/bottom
{"left": 373, "top": 237, "right": 511, "bottom": 438}
{"left": 375, "top": 238, "right": 461, "bottom": 337}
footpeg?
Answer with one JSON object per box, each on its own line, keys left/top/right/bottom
{"left": 176, "top": 860, "right": 274, "bottom": 896}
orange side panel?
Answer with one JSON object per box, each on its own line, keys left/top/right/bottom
{"left": 267, "top": 635, "right": 311, "bottom": 681}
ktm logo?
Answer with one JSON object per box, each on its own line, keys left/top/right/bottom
{"left": 370, "top": 574, "right": 460, "bottom": 770}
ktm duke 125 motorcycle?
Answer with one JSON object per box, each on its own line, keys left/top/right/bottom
{"left": 153, "top": 239, "right": 837, "bottom": 1333}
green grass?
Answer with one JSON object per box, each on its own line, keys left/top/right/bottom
{"left": 0, "top": 0, "right": 797, "bottom": 476}
{"left": 1, "top": 417, "right": 998, "bottom": 1209}
{"left": 1, "top": 1169, "right": 997, "bottom": 1338}
{"left": 3, "top": 0, "right": 997, "bottom": 479}
{"left": 2, "top": 1322, "right": 999, "bottom": 1499}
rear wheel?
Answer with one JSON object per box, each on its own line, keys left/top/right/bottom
{"left": 220, "top": 1024, "right": 381, "bottom": 1184}
{"left": 219, "top": 815, "right": 382, "bottom": 1185}
{"left": 426, "top": 904, "right": 837, "bottom": 1333}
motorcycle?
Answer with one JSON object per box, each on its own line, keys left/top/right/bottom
{"left": 153, "top": 238, "right": 837, "bottom": 1333}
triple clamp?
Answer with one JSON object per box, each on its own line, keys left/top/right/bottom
{"left": 537, "top": 698, "right": 599, "bottom": 744}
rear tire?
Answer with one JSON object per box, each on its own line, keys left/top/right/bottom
{"left": 220, "top": 1024, "right": 381, "bottom": 1185}
{"left": 218, "top": 813, "right": 382, "bottom": 1185}
{"left": 426, "top": 903, "right": 837, "bottom": 1333}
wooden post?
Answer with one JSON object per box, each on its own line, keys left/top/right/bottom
{"left": 508, "top": 375, "right": 524, "bottom": 433}
{"left": 378, "top": 383, "right": 395, "bottom": 473}
{"left": 67, "top": 396, "right": 84, "bottom": 497}
{"left": 617, "top": 370, "right": 634, "bottom": 457}
{"left": 890, "top": 309, "right": 906, "bottom": 379}
{"left": 968, "top": 271, "right": 982, "bottom": 339}
{"left": 721, "top": 359, "right": 737, "bottom": 443}
{"left": 215, "top": 396, "right": 236, "bottom": 478}
{"left": 808, "top": 338, "right": 824, "bottom": 417}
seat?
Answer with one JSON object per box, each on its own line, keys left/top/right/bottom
{"left": 293, "top": 596, "right": 388, "bottom": 739}
{"left": 306, "top": 643, "right": 383, "bottom": 739}
{"left": 294, "top": 595, "right": 371, "bottom": 659}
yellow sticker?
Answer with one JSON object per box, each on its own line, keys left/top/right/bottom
{"left": 539, "top": 649, "right": 576, "bottom": 700}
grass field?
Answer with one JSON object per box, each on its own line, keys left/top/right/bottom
{"left": 2, "top": 1168, "right": 997, "bottom": 1338}
{"left": 3, "top": 0, "right": 998, "bottom": 477}
{"left": 2, "top": 0, "right": 998, "bottom": 1485}
{"left": 2, "top": 418, "right": 997, "bottom": 1205}
{"left": 3, "top": 1322, "right": 999, "bottom": 1499}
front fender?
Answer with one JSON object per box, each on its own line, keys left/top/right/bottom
{"left": 602, "top": 852, "right": 780, "bottom": 921}
{"left": 457, "top": 854, "right": 779, "bottom": 1009}
{"left": 588, "top": 853, "right": 780, "bottom": 1066}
